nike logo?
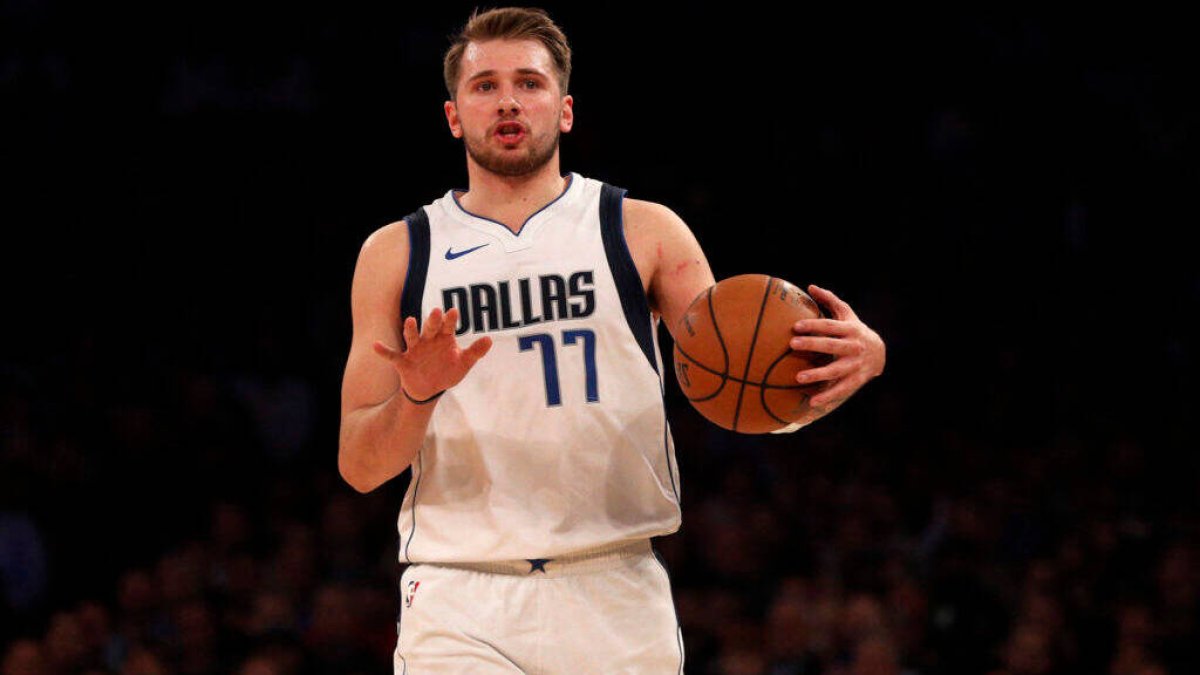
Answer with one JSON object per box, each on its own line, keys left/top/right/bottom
{"left": 445, "top": 243, "right": 489, "bottom": 260}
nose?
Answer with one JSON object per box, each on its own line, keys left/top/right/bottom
{"left": 498, "top": 94, "right": 521, "bottom": 114}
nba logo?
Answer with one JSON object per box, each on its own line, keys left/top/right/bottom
{"left": 405, "top": 580, "right": 420, "bottom": 608}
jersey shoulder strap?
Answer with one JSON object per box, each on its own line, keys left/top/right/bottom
{"left": 399, "top": 207, "right": 431, "bottom": 347}
{"left": 598, "top": 183, "right": 657, "bottom": 373}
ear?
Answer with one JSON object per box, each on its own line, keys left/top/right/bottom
{"left": 559, "top": 95, "right": 574, "bottom": 133}
{"left": 445, "top": 100, "right": 463, "bottom": 138}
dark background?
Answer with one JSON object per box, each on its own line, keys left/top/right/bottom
{"left": 3, "top": 2, "right": 1198, "bottom": 674}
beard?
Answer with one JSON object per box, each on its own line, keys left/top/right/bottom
{"left": 464, "top": 123, "right": 561, "bottom": 177}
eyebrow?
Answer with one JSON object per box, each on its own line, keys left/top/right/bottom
{"left": 465, "top": 68, "right": 548, "bottom": 82}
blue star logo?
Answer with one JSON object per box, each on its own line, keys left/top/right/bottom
{"left": 527, "top": 558, "right": 552, "bottom": 574}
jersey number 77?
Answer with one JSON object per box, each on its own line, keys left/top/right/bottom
{"left": 518, "top": 329, "right": 598, "bottom": 407}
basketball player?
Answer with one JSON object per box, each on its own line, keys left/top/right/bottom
{"left": 338, "top": 8, "right": 885, "bottom": 673}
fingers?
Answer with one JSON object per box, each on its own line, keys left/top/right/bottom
{"left": 809, "top": 383, "right": 851, "bottom": 410}
{"left": 402, "top": 316, "right": 419, "bottom": 351}
{"left": 793, "top": 318, "right": 854, "bottom": 336}
{"left": 809, "top": 371, "right": 863, "bottom": 408}
{"left": 402, "top": 309, "right": 460, "bottom": 352}
{"left": 442, "top": 307, "right": 460, "bottom": 335}
{"left": 462, "top": 335, "right": 493, "bottom": 368}
{"left": 373, "top": 340, "right": 400, "bottom": 360}
{"left": 807, "top": 284, "right": 859, "bottom": 321}
{"left": 790, "top": 336, "right": 861, "bottom": 357}
{"left": 422, "top": 307, "right": 444, "bottom": 339}
{"left": 795, "top": 358, "right": 855, "bottom": 385}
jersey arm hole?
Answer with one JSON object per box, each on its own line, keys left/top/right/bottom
{"left": 399, "top": 215, "right": 414, "bottom": 310}
{"left": 390, "top": 215, "right": 415, "bottom": 352}
{"left": 600, "top": 184, "right": 659, "bottom": 375}
{"left": 615, "top": 192, "right": 656, "bottom": 316}
{"left": 398, "top": 208, "right": 432, "bottom": 348}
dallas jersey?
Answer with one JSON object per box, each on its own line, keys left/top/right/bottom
{"left": 395, "top": 172, "right": 682, "bottom": 563}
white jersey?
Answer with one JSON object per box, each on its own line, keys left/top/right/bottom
{"left": 395, "top": 172, "right": 681, "bottom": 563}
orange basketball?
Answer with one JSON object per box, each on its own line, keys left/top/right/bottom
{"left": 672, "top": 274, "right": 831, "bottom": 433}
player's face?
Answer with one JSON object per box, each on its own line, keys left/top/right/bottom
{"left": 445, "top": 39, "right": 574, "bottom": 177}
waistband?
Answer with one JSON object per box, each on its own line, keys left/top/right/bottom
{"left": 420, "top": 539, "right": 653, "bottom": 578}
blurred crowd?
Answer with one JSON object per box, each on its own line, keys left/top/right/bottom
{"left": 4, "top": 6, "right": 1199, "bottom": 673}
{"left": 3, "top": 327, "right": 1198, "bottom": 675}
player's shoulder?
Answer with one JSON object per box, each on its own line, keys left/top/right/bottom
{"left": 360, "top": 218, "right": 411, "bottom": 254}
{"left": 353, "top": 218, "right": 416, "bottom": 278}
{"left": 621, "top": 197, "right": 691, "bottom": 237}
{"left": 352, "top": 218, "right": 412, "bottom": 288}
{"left": 620, "top": 197, "right": 696, "bottom": 252}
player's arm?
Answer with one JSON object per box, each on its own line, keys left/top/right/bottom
{"left": 338, "top": 221, "right": 428, "bottom": 493}
{"left": 337, "top": 221, "right": 491, "bottom": 494}
{"left": 622, "top": 198, "right": 716, "bottom": 339}
{"left": 624, "top": 199, "right": 884, "bottom": 428}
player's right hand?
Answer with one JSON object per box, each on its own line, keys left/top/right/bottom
{"left": 372, "top": 307, "right": 492, "bottom": 401}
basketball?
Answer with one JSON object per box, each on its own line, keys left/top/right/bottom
{"left": 672, "top": 274, "right": 831, "bottom": 433}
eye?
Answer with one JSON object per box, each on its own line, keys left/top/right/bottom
{"left": 523, "top": 79, "right": 539, "bottom": 89}
{"left": 476, "top": 81, "right": 494, "bottom": 92}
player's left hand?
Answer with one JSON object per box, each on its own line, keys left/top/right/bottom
{"left": 789, "top": 284, "right": 886, "bottom": 412}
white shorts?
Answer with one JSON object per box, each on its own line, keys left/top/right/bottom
{"left": 394, "top": 539, "right": 685, "bottom": 674}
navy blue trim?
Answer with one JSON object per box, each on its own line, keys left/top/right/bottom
{"left": 450, "top": 173, "right": 575, "bottom": 237}
{"left": 599, "top": 186, "right": 677, "bottom": 503}
{"left": 599, "top": 183, "right": 658, "bottom": 373}
{"left": 653, "top": 336, "right": 680, "bottom": 504}
{"left": 400, "top": 209, "right": 431, "bottom": 348}
{"left": 650, "top": 542, "right": 686, "bottom": 675}
{"left": 403, "top": 449, "right": 423, "bottom": 563}
{"left": 662, "top": 405, "right": 680, "bottom": 504}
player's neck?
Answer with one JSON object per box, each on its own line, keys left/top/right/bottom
{"left": 458, "top": 163, "right": 570, "bottom": 233}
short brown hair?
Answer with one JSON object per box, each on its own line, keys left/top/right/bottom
{"left": 443, "top": 7, "right": 572, "bottom": 100}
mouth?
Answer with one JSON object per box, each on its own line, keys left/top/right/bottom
{"left": 494, "top": 122, "right": 526, "bottom": 145}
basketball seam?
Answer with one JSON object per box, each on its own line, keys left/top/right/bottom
{"left": 761, "top": 349, "right": 794, "bottom": 425}
{"left": 761, "top": 348, "right": 813, "bottom": 424}
{"left": 672, "top": 341, "right": 724, "bottom": 398}
{"left": 732, "top": 277, "right": 774, "bottom": 431}
{"left": 707, "top": 286, "right": 730, "bottom": 377}
{"left": 673, "top": 344, "right": 726, "bottom": 401}
{"left": 674, "top": 344, "right": 814, "bottom": 393}
{"left": 674, "top": 286, "right": 732, "bottom": 403}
